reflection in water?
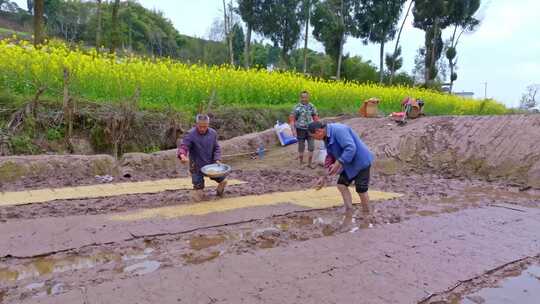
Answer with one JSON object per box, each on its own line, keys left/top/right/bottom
{"left": 461, "top": 264, "right": 540, "bottom": 304}
{"left": 123, "top": 260, "right": 161, "bottom": 275}
{"left": 0, "top": 248, "right": 154, "bottom": 283}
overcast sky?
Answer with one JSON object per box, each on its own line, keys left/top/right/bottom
{"left": 13, "top": 0, "right": 540, "bottom": 107}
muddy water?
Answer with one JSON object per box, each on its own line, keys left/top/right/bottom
{"left": 0, "top": 208, "right": 375, "bottom": 301}
{"left": 189, "top": 235, "right": 226, "bottom": 250}
{"left": 0, "top": 247, "right": 157, "bottom": 283}
{"left": 460, "top": 264, "right": 540, "bottom": 304}
{"left": 1, "top": 172, "right": 539, "bottom": 303}
{"left": 426, "top": 258, "right": 540, "bottom": 304}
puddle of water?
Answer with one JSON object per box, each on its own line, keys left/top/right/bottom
{"left": 25, "top": 282, "right": 45, "bottom": 290}
{"left": 182, "top": 251, "right": 221, "bottom": 265}
{"left": 441, "top": 206, "right": 461, "bottom": 213}
{"left": 121, "top": 248, "right": 155, "bottom": 261}
{"left": 358, "top": 222, "right": 374, "bottom": 229}
{"left": 322, "top": 225, "right": 335, "bottom": 236}
{"left": 189, "top": 235, "right": 226, "bottom": 251}
{"left": 275, "top": 223, "right": 289, "bottom": 231}
{"left": 123, "top": 260, "right": 161, "bottom": 276}
{"left": 437, "top": 187, "right": 540, "bottom": 208}
{"left": 417, "top": 210, "right": 439, "bottom": 217}
{"left": 0, "top": 248, "right": 154, "bottom": 283}
{"left": 461, "top": 264, "right": 540, "bottom": 304}
{"left": 258, "top": 239, "right": 276, "bottom": 249}
{"left": 0, "top": 268, "right": 18, "bottom": 282}
{"left": 47, "top": 283, "right": 65, "bottom": 296}
{"left": 293, "top": 216, "right": 314, "bottom": 227}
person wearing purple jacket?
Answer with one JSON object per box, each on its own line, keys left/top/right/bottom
{"left": 177, "top": 114, "right": 226, "bottom": 201}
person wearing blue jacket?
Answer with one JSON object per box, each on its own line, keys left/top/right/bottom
{"left": 308, "top": 121, "right": 374, "bottom": 213}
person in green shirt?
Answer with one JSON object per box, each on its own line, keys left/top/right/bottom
{"left": 289, "top": 91, "right": 320, "bottom": 168}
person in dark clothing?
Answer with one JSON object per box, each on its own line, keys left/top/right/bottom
{"left": 177, "top": 114, "right": 226, "bottom": 201}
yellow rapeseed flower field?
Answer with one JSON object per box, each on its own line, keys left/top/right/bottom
{"left": 0, "top": 39, "right": 508, "bottom": 115}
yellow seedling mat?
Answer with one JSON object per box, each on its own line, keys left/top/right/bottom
{"left": 0, "top": 178, "right": 245, "bottom": 206}
{"left": 111, "top": 187, "right": 402, "bottom": 221}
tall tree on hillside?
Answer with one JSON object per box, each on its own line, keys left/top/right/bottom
{"left": 232, "top": 23, "right": 245, "bottom": 65}
{"left": 413, "top": 0, "right": 453, "bottom": 85}
{"left": 363, "top": 0, "right": 406, "bottom": 84}
{"left": 96, "top": 0, "right": 103, "bottom": 51}
{"left": 387, "top": 0, "right": 413, "bottom": 85}
{"left": 33, "top": 0, "right": 45, "bottom": 46}
{"left": 446, "top": 0, "right": 480, "bottom": 92}
{"left": 110, "top": 0, "right": 121, "bottom": 54}
{"left": 237, "top": 0, "right": 262, "bottom": 68}
{"left": 258, "top": 0, "right": 306, "bottom": 68}
{"left": 385, "top": 46, "right": 402, "bottom": 79}
{"left": 222, "top": 0, "right": 237, "bottom": 65}
{"left": 311, "top": 0, "right": 354, "bottom": 80}
{"left": 301, "top": 0, "right": 317, "bottom": 74}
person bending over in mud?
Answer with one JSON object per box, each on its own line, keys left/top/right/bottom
{"left": 177, "top": 114, "right": 227, "bottom": 201}
{"left": 308, "top": 121, "right": 374, "bottom": 213}
{"left": 289, "top": 91, "right": 320, "bottom": 168}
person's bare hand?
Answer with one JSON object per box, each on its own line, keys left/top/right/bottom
{"left": 179, "top": 155, "right": 188, "bottom": 164}
{"left": 215, "top": 160, "right": 222, "bottom": 164}
{"left": 314, "top": 177, "right": 326, "bottom": 190}
{"left": 329, "top": 161, "right": 342, "bottom": 176}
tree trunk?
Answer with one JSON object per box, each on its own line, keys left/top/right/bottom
{"left": 428, "top": 21, "right": 439, "bottom": 85}
{"left": 449, "top": 61, "right": 455, "bottom": 93}
{"left": 390, "top": 0, "right": 413, "bottom": 85}
{"left": 110, "top": 0, "right": 120, "bottom": 54}
{"left": 448, "top": 25, "right": 458, "bottom": 93}
{"left": 223, "top": 0, "right": 234, "bottom": 65}
{"left": 33, "top": 0, "right": 44, "bottom": 46}
{"left": 244, "top": 23, "right": 252, "bottom": 68}
{"left": 280, "top": 49, "right": 289, "bottom": 70}
{"left": 336, "top": 0, "right": 344, "bottom": 80}
{"left": 379, "top": 41, "right": 385, "bottom": 84}
{"left": 302, "top": 0, "right": 311, "bottom": 74}
{"left": 228, "top": 31, "right": 234, "bottom": 65}
{"left": 336, "top": 34, "right": 344, "bottom": 80}
{"left": 63, "top": 68, "right": 74, "bottom": 148}
{"left": 27, "top": 0, "right": 33, "bottom": 14}
{"left": 96, "top": 0, "right": 103, "bottom": 51}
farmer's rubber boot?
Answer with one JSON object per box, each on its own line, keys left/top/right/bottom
{"left": 192, "top": 189, "right": 204, "bottom": 202}
{"left": 216, "top": 180, "right": 227, "bottom": 197}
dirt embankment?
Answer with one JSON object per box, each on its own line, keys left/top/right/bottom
{"left": 354, "top": 115, "right": 540, "bottom": 188}
{"left": 1, "top": 114, "right": 539, "bottom": 190}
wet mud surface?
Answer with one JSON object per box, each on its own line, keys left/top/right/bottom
{"left": 0, "top": 170, "right": 539, "bottom": 302}
{"left": 425, "top": 256, "right": 540, "bottom": 304}
{"left": 0, "top": 169, "right": 318, "bottom": 222}
{"left": 1, "top": 115, "right": 540, "bottom": 303}
{"left": 2, "top": 166, "right": 539, "bottom": 223}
